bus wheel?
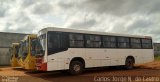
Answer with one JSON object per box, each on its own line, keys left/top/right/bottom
{"left": 69, "top": 61, "right": 84, "bottom": 75}
{"left": 125, "top": 58, "right": 134, "bottom": 70}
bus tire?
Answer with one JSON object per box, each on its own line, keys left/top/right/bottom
{"left": 125, "top": 57, "right": 134, "bottom": 70}
{"left": 69, "top": 61, "right": 84, "bottom": 75}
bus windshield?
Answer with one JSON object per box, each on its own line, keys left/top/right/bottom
{"left": 10, "top": 48, "right": 13, "bottom": 59}
{"left": 18, "top": 42, "right": 24, "bottom": 59}
{"left": 22, "top": 40, "right": 29, "bottom": 60}
{"left": 15, "top": 46, "right": 19, "bottom": 58}
{"left": 35, "top": 34, "right": 46, "bottom": 57}
{"left": 31, "top": 39, "right": 38, "bottom": 56}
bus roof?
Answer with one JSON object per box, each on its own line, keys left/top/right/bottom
{"left": 39, "top": 27, "right": 152, "bottom": 39}
{"left": 23, "top": 34, "right": 37, "bottom": 41}
{"left": 12, "top": 43, "right": 19, "bottom": 45}
{"left": 11, "top": 43, "right": 19, "bottom": 47}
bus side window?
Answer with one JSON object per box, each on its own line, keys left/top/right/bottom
{"left": 130, "top": 38, "right": 141, "bottom": 48}
{"left": 141, "top": 39, "right": 152, "bottom": 49}
{"left": 102, "top": 36, "right": 116, "bottom": 48}
{"left": 69, "top": 33, "right": 84, "bottom": 48}
{"left": 85, "top": 35, "right": 101, "bottom": 48}
{"left": 117, "top": 37, "right": 130, "bottom": 48}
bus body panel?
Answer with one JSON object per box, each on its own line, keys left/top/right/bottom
{"left": 23, "top": 54, "right": 36, "bottom": 70}
{"left": 47, "top": 48, "right": 85, "bottom": 71}
{"left": 85, "top": 48, "right": 111, "bottom": 67}
{"left": 11, "top": 57, "right": 20, "bottom": 67}
{"left": 46, "top": 48, "right": 154, "bottom": 71}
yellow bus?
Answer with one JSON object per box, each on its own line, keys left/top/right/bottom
{"left": 10, "top": 43, "right": 20, "bottom": 67}
{"left": 19, "top": 34, "right": 37, "bottom": 70}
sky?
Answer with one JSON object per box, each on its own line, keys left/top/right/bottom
{"left": 0, "top": 0, "right": 160, "bottom": 42}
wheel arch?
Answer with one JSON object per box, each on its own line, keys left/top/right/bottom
{"left": 70, "top": 57, "right": 85, "bottom": 68}
{"left": 126, "top": 56, "right": 135, "bottom": 64}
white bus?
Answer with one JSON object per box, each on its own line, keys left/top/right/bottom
{"left": 35, "top": 27, "right": 154, "bottom": 75}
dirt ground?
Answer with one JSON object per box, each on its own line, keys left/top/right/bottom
{"left": 0, "top": 61, "right": 160, "bottom": 82}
